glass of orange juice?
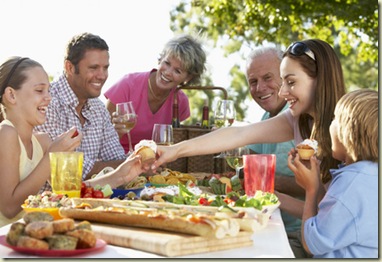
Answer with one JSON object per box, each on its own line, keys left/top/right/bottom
{"left": 50, "top": 152, "right": 84, "bottom": 197}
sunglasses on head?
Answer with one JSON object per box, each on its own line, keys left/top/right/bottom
{"left": 287, "top": 42, "right": 316, "bottom": 61}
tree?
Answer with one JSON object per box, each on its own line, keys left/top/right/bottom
{"left": 171, "top": 0, "right": 378, "bottom": 125}
{"left": 171, "top": 0, "right": 377, "bottom": 62}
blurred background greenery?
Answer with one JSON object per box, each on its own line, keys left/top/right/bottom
{"left": 169, "top": 0, "right": 378, "bottom": 125}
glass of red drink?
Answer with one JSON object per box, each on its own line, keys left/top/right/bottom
{"left": 243, "top": 154, "right": 276, "bottom": 196}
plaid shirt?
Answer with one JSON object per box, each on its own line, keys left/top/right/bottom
{"left": 35, "top": 74, "right": 126, "bottom": 191}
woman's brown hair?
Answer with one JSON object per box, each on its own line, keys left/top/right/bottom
{"left": 284, "top": 39, "right": 346, "bottom": 183}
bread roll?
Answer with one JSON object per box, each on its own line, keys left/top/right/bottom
{"left": 134, "top": 140, "right": 157, "bottom": 165}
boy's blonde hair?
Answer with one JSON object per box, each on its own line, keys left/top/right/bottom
{"left": 335, "top": 89, "right": 378, "bottom": 163}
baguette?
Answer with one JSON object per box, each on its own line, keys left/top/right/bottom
{"left": 59, "top": 205, "right": 237, "bottom": 239}
{"left": 65, "top": 198, "right": 260, "bottom": 233}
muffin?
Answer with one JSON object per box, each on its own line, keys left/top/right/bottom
{"left": 296, "top": 139, "right": 318, "bottom": 160}
{"left": 134, "top": 140, "right": 157, "bottom": 166}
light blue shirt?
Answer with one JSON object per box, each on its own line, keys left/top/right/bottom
{"left": 247, "top": 104, "right": 295, "bottom": 177}
{"left": 305, "top": 161, "right": 378, "bottom": 258}
{"left": 247, "top": 104, "right": 300, "bottom": 232}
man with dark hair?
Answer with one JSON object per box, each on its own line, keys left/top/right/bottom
{"left": 36, "top": 33, "right": 126, "bottom": 187}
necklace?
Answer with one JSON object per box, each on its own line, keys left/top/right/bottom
{"left": 148, "top": 77, "right": 170, "bottom": 102}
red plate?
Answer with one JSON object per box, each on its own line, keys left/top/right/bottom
{"left": 0, "top": 235, "right": 106, "bottom": 257}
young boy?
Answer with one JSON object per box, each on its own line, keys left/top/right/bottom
{"left": 287, "top": 89, "right": 378, "bottom": 258}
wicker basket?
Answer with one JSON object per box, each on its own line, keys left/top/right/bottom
{"left": 166, "top": 86, "right": 232, "bottom": 174}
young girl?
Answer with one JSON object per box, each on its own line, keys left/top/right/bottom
{"left": 288, "top": 89, "right": 378, "bottom": 258}
{"left": 0, "top": 57, "right": 144, "bottom": 227}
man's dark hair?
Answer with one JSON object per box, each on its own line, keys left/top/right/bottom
{"left": 65, "top": 32, "right": 109, "bottom": 72}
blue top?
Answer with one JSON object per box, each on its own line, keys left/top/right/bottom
{"left": 305, "top": 161, "right": 378, "bottom": 258}
{"left": 247, "top": 103, "right": 300, "bottom": 232}
{"left": 247, "top": 103, "right": 295, "bottom": 177}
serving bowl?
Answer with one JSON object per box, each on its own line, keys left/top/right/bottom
{"left": 110, "top": 187, "right": 146, "bottom": 199}
{"left": 21, "top": 205, "right": 62, "bottom": 220}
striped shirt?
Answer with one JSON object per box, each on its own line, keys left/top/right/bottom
{"left": 35, "top": 74, "right": 126, "bottom": 183}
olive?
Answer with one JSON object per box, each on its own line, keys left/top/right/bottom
{"left": 126, "top": 191, "right": 136, "bottom": 199}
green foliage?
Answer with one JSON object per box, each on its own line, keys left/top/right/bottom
{"left": 171, "top": 0, "right": 378, "bottom": 124}
{"left": 172, "top": 0, "right": 377, "bottom": 63}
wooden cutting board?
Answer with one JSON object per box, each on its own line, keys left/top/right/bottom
{"left": 90, "top": 222, "right": 253, "bottom": 257}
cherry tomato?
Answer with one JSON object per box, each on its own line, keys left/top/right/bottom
{"left": 92, "top": 190, "right": 104, "bottom": 198}
{"left": 84, "top": 187, "right": 93, "bottom": 194}
{"left": 82, "top": 193, "right": 93, "bottom": 198}
{"left": 81, "top": 182, "right": 87, "bottom": 194}
{"left": 224, "top": 198, "right": 234, "bottom": 205}
{"left": 198, "top": 197, "right": 209, "bottom": 206}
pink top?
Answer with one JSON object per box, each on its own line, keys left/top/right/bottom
{"left": 104, "top": 70, "right": 190, "bottom": 153}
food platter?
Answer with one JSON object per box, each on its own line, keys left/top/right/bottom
{"left": 0, "top": 235, "right": 106, "bottom": 257}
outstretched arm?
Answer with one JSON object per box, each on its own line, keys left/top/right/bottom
{"left": 153, "top": 113, "right": 294, "bottom": 169}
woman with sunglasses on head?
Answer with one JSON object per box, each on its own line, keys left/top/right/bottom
{"left": 153, "top": 39, "right": 345, "bottom": 256}
{"left": 154, "top": 39, "right": 344, "bottom": 184}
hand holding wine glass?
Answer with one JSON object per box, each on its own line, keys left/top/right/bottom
{"left": 115, "top": 102, "right": 137, "bottom": 154}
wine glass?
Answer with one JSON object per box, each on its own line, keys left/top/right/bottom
{"left": 152, "top": 124, "right": 174, "bottom": 146}
{"left": 115, "top": 102, "right": 137, "bottom": 154}
{"left": 225, "top": 147, "right": 250, "bottom": 179}
{"left": 213, "top": 100, "right": 236, "bottom": 158}
{"left": 214, "top": 99, "right": 236, "bottom": 128}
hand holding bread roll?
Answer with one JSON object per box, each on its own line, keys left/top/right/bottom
{"left": 134, "top": 140, "right": 157, "bottom": 167}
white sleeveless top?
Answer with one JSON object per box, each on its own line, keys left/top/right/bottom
{"left": 0, "top": 119, "right": 44, "bottom": 227}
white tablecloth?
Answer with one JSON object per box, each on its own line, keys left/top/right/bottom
{"left": 0, "top": 209, "right": 294, "bottom": 258}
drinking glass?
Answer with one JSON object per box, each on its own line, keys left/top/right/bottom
{"left": 115, "top": 102, "right": 137, "bottom": 154}
{"left": 50, "top": 152, "right": 84, "bottom": 198}
{"left": 213, "top": 99, "right": 236, "bottom": 128}
{"left": 243, "top": 154, "right": 276, "bottom": 196}
{"left": 214, "top": 99, "right": 236, "bottom": 158}
{"left": 152, "top": 124, "right": 174, "bottom": 146}
{"left": 225, "top": 147, "right": 250, "bottom": 179}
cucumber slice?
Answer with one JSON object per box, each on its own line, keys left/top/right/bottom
{"left": 218, "top": 205, "right": 238, "bottom": 213}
